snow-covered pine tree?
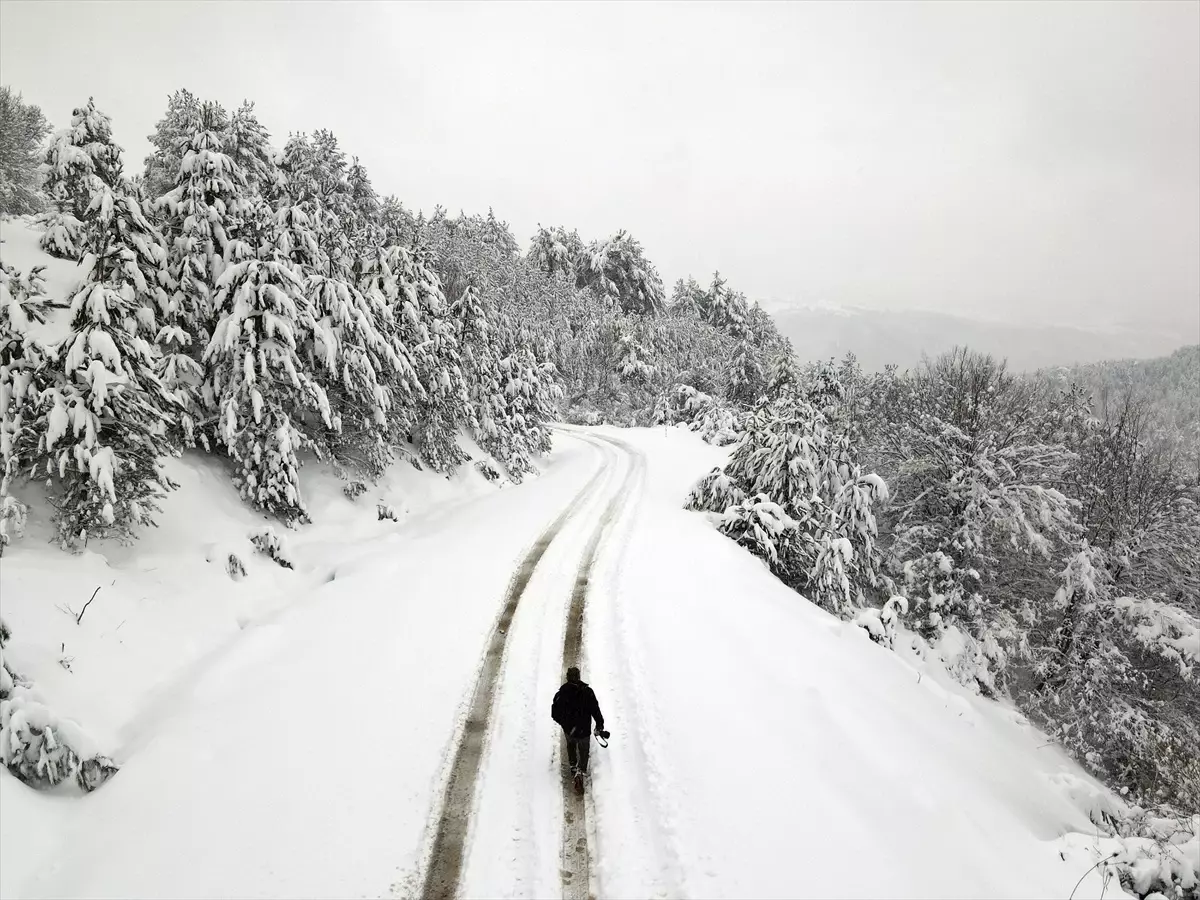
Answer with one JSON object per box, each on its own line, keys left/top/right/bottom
{"left": 688, "top": 396, "right": 822, "bottom": 586}
{"left": 614, "top": 327, "right": 656, "bottom": 385}
{"left": 303, "top": 270, "right": 402, "bottom": 476}
{"left": 404, "top": 244, "right": 470, "bottom": 472}
{"left": 227, "top": 101, "right": 277, "bottom": 197}
{"left": 276, "top": 141, "right": 420, "bottom": 480}
{"left": 687, "top": 360, "right": 889, "bottom": 616}
{"left": 0, "top": 87, "right": 51, "bottom": 216}
{"left": 697, "top": 271, "right": 750, "bottom": 338}
{"left": 528, "top": 224, "right": 582, "bottom": 280}
{"left": 578, "top": 230, "right": 665, "bottom": 315}
{"left": 156, "top": 101, "right": 247, "bottom": 446}
{"left": 0, "top": 260, "right": 52, "bottom": 552}
{"left": 765, "top": 348, "right": 803, "bottom": 401}
{"left": 143, "top": 88, "right": 201, "bottom": 200}
{"left": 727, "top": 338, "right": 765, "bottom": 407}
{"left": 39, "top": 176, "right": 178, "bottom": 547}
{"left": 355, "top": 243, "right": 426, "bottom": 446}
{"left": 203, "top": 197, "right": 332, "bottom": 522}
{"left": 38, "top": 98, "right": 124, "bottom": 260}
{"left": 667, "top": 276, "right": 706, "bottom": 319}
{"left": 485, "top": 318, "right": 560, "bottom": 479}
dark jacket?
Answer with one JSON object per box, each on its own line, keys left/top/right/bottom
{"left": 551, "top": 680, "right": 604, "bottom": 737}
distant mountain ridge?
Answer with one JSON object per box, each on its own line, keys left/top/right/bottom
{"left": 765, "top": 302, "right": 1190, "bottom": 372}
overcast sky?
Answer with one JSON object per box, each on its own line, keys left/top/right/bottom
{"left": 2, "top": 1, "right": 1197, "bottom": 332}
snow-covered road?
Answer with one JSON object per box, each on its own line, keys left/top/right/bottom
{"left": 4, "top": 426, "right": 1122, "bottom": 900}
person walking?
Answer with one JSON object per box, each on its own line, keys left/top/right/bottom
{"left": 551, "top": 666, "right": 606, "bottom": 794}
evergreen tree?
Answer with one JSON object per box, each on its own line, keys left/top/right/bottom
{"left": 0, "top": 87, "right": 51, "bottom": 216}
{"left": 38, "top": 98, "right": 123, "bottom": 260}
{"left": 727, "top": 338, "right": 765, "bottom": 406}
{"left": 227, "top": 101, "right": 276, "bottom": 196}
{"left": 203, "top": 198, "right": 332, "bottom": 521}
{"left": 143, "top": 88, "right": 201, "bottom": 200}
{"left": 578, "top": 230, "right": 665, "bottom": 315}
{"left": 405, "top": 245, "right": 470, "bottom": 472}
{"left": 697, "top": 271, "right": 750, "bottom": 338}
{"left": 528, "top": 224, "right": 582, "bottom": 280}
{"left": 157, "top": 102, "right": 247, "bottom": 445}
{"left": 40, "top": 178, "right": 178, "bottom": 547}
{"left": 0, "top": 260, "right": 51, "bottom": 551}
{"left": 765, "top": 349, "right": 803, "bottom": 401}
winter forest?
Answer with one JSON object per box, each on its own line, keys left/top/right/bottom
{"left": 2, "top": 77, "right": 1198, "bottom": 900}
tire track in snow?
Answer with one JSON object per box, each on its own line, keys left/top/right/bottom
{"left": 576, "top": 430, "right": 691, "bottom": 899}
{"left": 556, "top": 430, "right": 647, "bottom": 900}
{"left": 419, "top": 439, "right": 612, "bottom": 900}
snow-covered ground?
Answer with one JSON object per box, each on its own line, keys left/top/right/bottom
{"left": 1, "top": 420, "right": 1126, "bottom": 899}
{"left": 2, "top": 214, "right": 1128, "bottom": 900}
{"left": 1, "top": 432, "right": 604, "bottom": 898}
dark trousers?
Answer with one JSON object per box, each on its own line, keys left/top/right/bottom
{"left": 564, "top": 727, "right": 591, "bottom": 774}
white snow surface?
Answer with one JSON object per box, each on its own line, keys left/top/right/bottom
{"left": 1, "top": 421, "right": 1126, "bottom": 899}
{"left": 0, "top": 215, "right": 1126, "bottom": 900}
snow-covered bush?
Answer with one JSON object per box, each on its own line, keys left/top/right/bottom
{"left": 249, "top": 526, "right": 294, "bottom": 569}
{"left": 666, "top": 384, "right": 742, "bottom": 446}
{"left": 342, "top": 480, "right": 367, "bottom": 501}
{"left": 685, "top": 466, "right": 746, "bottom": 516}
{"left": 718, "top": 494, "right": 799, "bottom": 576}
{"left": 1029, "top": 545, "right": 1200, "bottom": 811}
{"left": 0, "top": 621, "right": 116, "bottom": 792}
{"left": 0, "top": 494, "right": 27, "bottom": 553}
{"left": 1102, "top": 811, "right": 1199, "bottom": 900}
{"left": 226, "top": 552, "right": 247, "bottom": 581}
{"left": 854, "top": 596, "right": 909, "bottom": 650}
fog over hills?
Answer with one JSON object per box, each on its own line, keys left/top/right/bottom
{"left": 765, "top": 302, "right": 1192, "bottom": 372}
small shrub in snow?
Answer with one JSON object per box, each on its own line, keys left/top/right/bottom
{"left": 854, "top": 596, "right": 909, "bottom": 650}
{"left": 226, "top": 552, "right": 247, "bottom": 581}
{"left": 0, "top": 494, "right": 27, "bottom": 555}
{"left": 1102, "top": 811, "right": 1199, "bottom": 900}
{"left": 684, "top": 466, "right": 745, "bottom": 516}
{"left": 565, "top": 405, "right": 603, "bottom": 427}
{"left": 249, "top": 526, "right": 294, "bottom": 569}
{"left": 342, "top": 480, "right": 367, "bottom": 501}
{"left": 666, "top": 384, "right": 742, "bottom": 446}
{"left": 475, "top": 459, "right": 501, "bottom": 483}
{"left": 377, "top": 503, "right": 398, "bottom": 522}
{"left": 0, "top": 685, "right": 116, "bottom": 792}
{"left": 0, "top": 623, "right": 116, "bottom": 792}
{"left": 692, "top": 403, "right": 742, "bottom": 447}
